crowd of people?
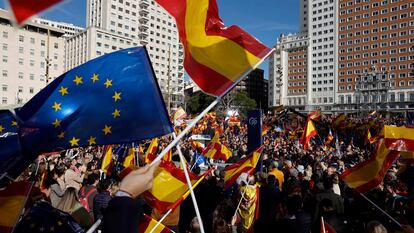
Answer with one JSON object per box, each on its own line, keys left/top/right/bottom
{"left": 9, "top": 110, "right": 414, "bottom": 233}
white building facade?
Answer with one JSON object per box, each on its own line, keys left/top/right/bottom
{"left": 0, "top": 9, "right": 65, "bottom": 106}
{"left": 66, "top": 0, "right": 185, "bottom": 110}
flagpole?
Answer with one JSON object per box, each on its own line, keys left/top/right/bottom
{"left": 321, "top": 217, "right": 326, "bottom": 233}
{"left": 148, "top": 209, "right": 173, "bottom": 233}
{"left": 233, "top": 189, "right": 247, "bottom": 218}
{"left": 360, "top": 193, "right": 402, "bottom": 227}
{"left": 173, "top": 132, "right": 206, "bottom": 233}
{"left": 150, "top": 48, "right": 275, "bottom": 167}
{"left": 86, "top": 219, "right": 102, "bottom": 233}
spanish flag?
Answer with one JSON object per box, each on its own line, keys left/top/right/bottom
{"left": 325, "top": 129, "right": 334, "bottom": 145}
{"left": 332, "top": 114, "right": 346, "bottom": 129}
{"left": 202, "top": 133, "right": 232, "bottom": 161}
{"left": 143, "top": 161, "right": 210, "bottom": 213}
{"left": 155, "top": 0, "right": 272, "bottom": 96}
{"left": 0, "top": 181, "right": 32, "bottom": 233}
{"left": 138, "top": 214, "right": 173, "bottom": 233}
{"left": 342, "top": 126, "right": 414, "bottom": 192}
{"left": 223, "top": 146, "right": 263, "bottom": 189}
{"left": 173, "top": 107, "right": 187, "bottom": 121}
{"left": 309, "top": 109, "right": 322, "bottom": 121}
{"left": 365, "top": 130, "right": 377, "bottom": 145}
{"left": 300, "top": 118, "right": 318, "bottom": 150}
{"left": 383, "top": 125, "right": 414, "bottom": 152}
{"left": 190, "top": 140, "right": 204, "bottom": 151}
{"left": 145, "top": 138, "right": 159, "bottom": 163}
{"left": 101, "top": 145, "right": 113, "bottom": 174}
{"left": 122, "top": 146, "right": 136, "bottom": 168}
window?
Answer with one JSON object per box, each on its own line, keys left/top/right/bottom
{"left": 18, "top": 72, "right": 23, "bottom": 79}
{"left": 2, "top": 85, "right": 7, "bottom": 91}
{"left": 30, "top": 38, "right": 35, "bottom": 44}
{"left": 2, "top": 56, "right": 7, "bottom": 63}
{"left": 30, "top": 74, "right": 34, "bottom": 80}
{"left": 18, "top": 86, "right": 23, "bottom": 93}
{"left": 2, "top": 31, "right": 8, "bottom": 38}
{"left": 19, "top": 58, "right": 23, "bottom": 65}
{"left": 2, "top": 43, "right": 7, "bottom": 51}
{"left": 29, "top": 87, "right": 34, "bottom": 94}
{"left": 2, "top": 98, "right": 7, "bottom": 105}
{"left": 19, "top": 35, "right": 24, "bottom": 42}
{"left": 2, "top": 70, "right": 7, "bottom": 77}
{"left": 54, "top": 43, "right": 59, "bottom": 49}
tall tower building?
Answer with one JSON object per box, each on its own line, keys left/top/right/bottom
{"left": 337, "top": 0, "right": 414, "bottom": 111}
{"left": 66, "top": 0, "right": 185, "bottom": 110}
{"left": 269, "top": 0, "right": 414, "bottom": 112}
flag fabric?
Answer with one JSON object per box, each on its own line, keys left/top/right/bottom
{"left": 300, "top": 118, "right": 318, "bottom": 150}
{"left": 223, "top": 146, "right": 263, "bottom": 189}
{"left": 321, "top": 217, "right": 336, "bottom": 233}
{"left": 262, "top": 125, "right": 270, "bottom": 136}
{"left": 138, "top": 214, "right": 173, "bottom": 233}
{"left": 122, "top": 146, "right": 136, "bottom": 168}
{"left": 8, "top": 0, "right": 63, "bottom": 24}
{"left": 4, "top": 47, "right": 172, "bottom": 179}
{"left": 101, "top": 145, "right": 113, "bottom": 174}
{"left": 173, "top": 107, "right": 187, "bottom": 121}
{"left": 0, "top": 110, "right": 26, "bottom": 179}
{"left": 309, "top": 109, "right": 321, "bottom": 121}
{"left": 238, "top": 185, "right": 259, "bottom": 232}
{"left": 342, "top": 139, "right": 396, "bottom": 192}
{"left": 228, "top": 116, "right": 241, "bottom": 126}
{"left": 143, "top": 161, "right": 209, "bottom": 213}
{"left": 190, "top": 140, "right": 204, "bottom": 151}
{"left": 145, "top": 138, "right": 159, "bottom": 163}
{"left": 365, "top": 130, "right": 376, "bottom": 145}
{"left": 325, "top": 129, "right": 334, "bottom": 145}
{"left": 331, "top": 114, "right": 346, "bottom": 129}
{"left": 0, "top": 181, "right": 32, "bottom": 233}
{"left": 383, "top": 125, "right": 414, "bottom": 152}
{"left": 202, "top": 133, "right": 232, "bottom": 161}
{"left": 155, "top": 0, "right": 272, "bottom": 96}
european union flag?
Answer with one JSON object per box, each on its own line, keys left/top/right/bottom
{"left": 1, "top": 47, "right": 173, "bottom": 179}
{"left": 0, "top": 110, "right": 26, "bottom": 180}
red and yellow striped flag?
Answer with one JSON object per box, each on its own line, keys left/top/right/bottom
{"left": 122, "top": 147, "right": 136, "bottom": 168}
{"left": 365, "top": 130, "right": 377, "bottom": 145}
{"left": 300, "top": 118, "right": 318, "bottom": 150}
{"left": 145, "top": 138, "right": 159, "bottom": 163}
{"left": 341, "top": 139, "right": 400, "bottom": 193}
{"left": 202, "top": 133, "right": 232, "bottom": 161}
{"left": 223, "top": 146, "right": 263, "bottom": 189}
{"left": 101, "top": 145, "right": 113, "bottom": 174}
{"left": 143, "top": 161, "right": 210, "bottom": 213}
{"left": 138, "top": 214, "right": 173, "bottom": 233}
{"left": 173, "top": 107, "right": 187, "bottom": 121}
{"left": 342, "top": 126, "right": 414, "bottom": 193}
{"left": 383, "top": 125, "right": 414, "bottom": 152}
{"left": 309, "top": 109, "right": 322, "bottom": 121}
{"left": 331, "top": 114, "right": 346, "bottom": 129}
{"left": 155, "top": 0, "right": 272, "bottom": 96}
{"left": 0, "top": 181, "right": 32, "bottom": 233}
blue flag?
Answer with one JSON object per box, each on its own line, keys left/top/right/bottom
{"left": 1, "top": 47, "right": 173, "bottom": 179}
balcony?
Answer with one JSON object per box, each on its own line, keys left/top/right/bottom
{"left": 139, "top": 0, "right": 149, "bottom": 7}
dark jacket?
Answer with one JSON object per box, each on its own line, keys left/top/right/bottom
{"left": 103, "top": 197, "right": 143, "bottom": 233}
{"left": 93, "top": 191, "right": 112, "bottom": 220}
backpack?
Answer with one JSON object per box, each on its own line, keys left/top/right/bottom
{"left": 79, "top": 187, "right": 96, "bottom": 212}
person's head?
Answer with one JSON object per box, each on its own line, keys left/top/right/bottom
{"left": 97, "top": 179, "right": 112, "bottom": 192}
{"left": 87, "top": 173, "right": 99, "bottom": 186}
{"left": 323, "top": 176, "right": 334, "bottom": 191}
{"left": 56, "top": 187, "right": 79, "bottom": 213}
{"left": 189, "top": 217, "right": 201, "bottom": 233}
{"left": 365, "top": 221, "right": 387, "bottom": 233}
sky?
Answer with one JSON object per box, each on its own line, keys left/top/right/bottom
{"left": 0, "top": 0, "right": 300, "bottom": 79}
